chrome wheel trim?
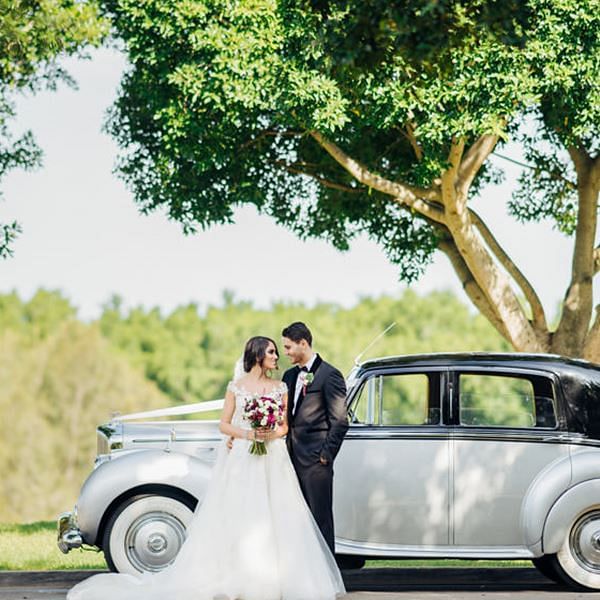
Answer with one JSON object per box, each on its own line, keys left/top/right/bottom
{"left": 570, "top": 511, "right": 600, "bottom": 573}
{"left": 558, "top": 509, "right": 600, "bottom": 589}
{"left": 125, "top": 510, "right": 187, "bottom": 572}
{"left": 108, "top": 496, "right": 194, "bottom": 575}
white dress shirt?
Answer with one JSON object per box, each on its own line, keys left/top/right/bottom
{"left": 293, "top": 353, "right": 317, "bottom": 413}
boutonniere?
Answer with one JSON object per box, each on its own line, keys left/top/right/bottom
{"left": 302, "top": 372, "right": 314, "bottom": 395}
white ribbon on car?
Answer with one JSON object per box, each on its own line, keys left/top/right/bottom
{"left": 112, "top": 399, "right": 225, "bottom": 422}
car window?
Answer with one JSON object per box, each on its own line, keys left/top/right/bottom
{"left": 458, "top": 373, "right": 557, "bottom": 428}
{"left": 351, "top": 379, "right": 373, "bottom": 424}
{"left": 350, "top": 372, "right": 439, "bottom": 426}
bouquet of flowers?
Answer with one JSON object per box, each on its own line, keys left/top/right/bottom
{"left": 243, "top": 394, "right": 284, "bottom": 455}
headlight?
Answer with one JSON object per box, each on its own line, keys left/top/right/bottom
{"left": 96, "top": 422, "right": 123, "bottom": 455}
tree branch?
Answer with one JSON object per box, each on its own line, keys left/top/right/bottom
{"left": 272, "top": 159, "right": 364, "bottom": 193}
{"left": 403, "top": 121, "right": 423, "bottom": 161}
{"left": 240, "top": 128, "right": 303, "bottom": 150}
{"left": 492, "top": 152, "right": 577, "bottom": 188}
{"left": 457, "top": 134, "right": 500, "bottom": 196}
{"left": 469, "top": 208, "right": 548, "bottom": 332}
{"left": 441, "top": 138, "right": 466, "bottom": 212}
{"left": 437, "top": 231, "right": 512, "bottom": 341}
{"left": 310, "top": 130, "right": 445, "bottom": 223}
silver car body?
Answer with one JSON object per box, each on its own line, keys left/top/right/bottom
{"left": 58, "top": 353, "right": 600, "bottom": 580}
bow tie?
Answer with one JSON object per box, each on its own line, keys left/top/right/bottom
{"left": 300, "top": 366, "right": 309, "bottom": 372}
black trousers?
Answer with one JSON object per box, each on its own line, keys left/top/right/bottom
{"left": 293, "top": 458, "right": 335, "bottom": 554}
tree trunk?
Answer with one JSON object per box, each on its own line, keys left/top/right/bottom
{"left": 551, "top": 151, "right": 599, "bottom": 358}
{"left": 582, "top": 306, "right": 600, "bottom": 362}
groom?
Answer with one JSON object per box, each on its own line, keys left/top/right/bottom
{"left": 281, "top": 321, "right": 349, "bottom": 554}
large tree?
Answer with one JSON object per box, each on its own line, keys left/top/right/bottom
{"left": 102, "top": 0, "right": 599, "bottom": 359}
{"left": 0, "top": 0, "right": 107, "bottom": 257}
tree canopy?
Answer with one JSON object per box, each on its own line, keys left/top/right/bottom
{"left": 0, "top": 0, "right": 107, "bottom": 257}
{"left": 101, "top": 0, "right": 599, "bottom": 359}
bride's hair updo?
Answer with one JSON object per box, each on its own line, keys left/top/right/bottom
{"left": 243, "top": 336, "right": 279, "bottom": 373}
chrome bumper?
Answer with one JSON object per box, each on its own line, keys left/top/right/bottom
{"left": 57, "top": 510, "right": 83, "bottom": 553}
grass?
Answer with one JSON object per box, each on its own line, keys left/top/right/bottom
{"left": 0, "top": 522, "right": 107, "bottom": 571}
{"left": 0, "top": 521, "right": 533, "bottom": 571}
{"left": 365, "top": 559, "right": 532, "bottom": 568}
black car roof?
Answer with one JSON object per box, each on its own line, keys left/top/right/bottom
{"left": 358, "top": 352, "right": 600, "bottom": 374}
{"left": 355, "top": 352, "right": 600, "bottom": 439}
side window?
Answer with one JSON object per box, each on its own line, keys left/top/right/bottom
{"left": 458, "top": 373, "right": 557, "bottom": 428}
{"left": 350, "top": 372, "right": 439, "bottom": 426}
{"left": 350, "top": 379, "right": 374, "bottom": 424}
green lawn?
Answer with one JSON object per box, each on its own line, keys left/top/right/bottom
{"left": 0, "top": 522, "right": 533, "bottom": 571}
{"left": 365, "top": 558, "right": 531, "bottom": 568}
{"left": 0, "top": 522, "right": 107, "bottom": 570}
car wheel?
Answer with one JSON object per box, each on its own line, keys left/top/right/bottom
{"left": 101, "top": 492, "right": 196, "bottom": 575}
{"left": 335, "top": 554, "right": 366, "bottom": 570}
{"left": 552, "top": 508, "right": 600, "bottom": 590}
{"left": 531, "top": 555, "right": 563, "bottom": 583}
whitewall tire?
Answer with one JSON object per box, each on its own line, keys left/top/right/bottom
{"left": 554, "top": 509, "right": 600, "bottom": 590}
{"left": 102, "top": 493, "right": 195, "bottom": 575}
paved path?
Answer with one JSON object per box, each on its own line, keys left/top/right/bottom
{"left": 0, "top": 568, "right": 598, "bottom": 599}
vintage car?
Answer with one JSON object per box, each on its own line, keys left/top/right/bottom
{"left": 58, "top": 353, "right": 600, "bottom": 590}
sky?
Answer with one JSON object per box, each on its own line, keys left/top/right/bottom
{"left": 0, "top": 47, "right": 575, "bottom": 322}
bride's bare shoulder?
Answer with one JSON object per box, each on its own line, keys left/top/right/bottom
{"left": 227, "top": 378, "right": 247, "bottom": 393}
{"left": 233, "top": 375, "right": 251, "bottom": 388}
{"left": 268, "top": 380, "right": 287, "bottom": 394}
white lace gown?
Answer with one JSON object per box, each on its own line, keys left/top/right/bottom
{"left": 67, "top": 381, "right": 345, "bottom": 600}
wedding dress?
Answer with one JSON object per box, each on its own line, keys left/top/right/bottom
{"left": 67, "top": 380, "right": 345, "bottom": 600}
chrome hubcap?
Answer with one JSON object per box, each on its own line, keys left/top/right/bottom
{"left": 571, "top": 511, "right": 600, "bottom": 573}
{"left": 147, "top": 533, "right": 168, "bottom": 553}
{"left": 125, "top": 511, "right": 187, "bottom": 572}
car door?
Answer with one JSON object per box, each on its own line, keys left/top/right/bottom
{"left": 451, "top": 367, "right": 570, "bottom": 549}
{"left": 334, "top": 368, "right": 450, "bottom": 549}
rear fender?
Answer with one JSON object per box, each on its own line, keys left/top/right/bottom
{"left": 543, "top": 479, "right": 600, "bottom": 554}
{"left": 520, "top": 454, "right": 571, "bottom": 550}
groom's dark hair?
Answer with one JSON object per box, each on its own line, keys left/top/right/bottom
{"left": 281, "top": 322, "right": 312, "bottom": 347}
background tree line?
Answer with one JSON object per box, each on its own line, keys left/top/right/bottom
{"left": 0, "top": 287, "right": 509, "bottom": 522}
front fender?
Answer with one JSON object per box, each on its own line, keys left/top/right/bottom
{"left": 77, "top": 449, "right": 215, "bottom": 546}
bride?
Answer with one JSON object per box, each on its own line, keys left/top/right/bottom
{"left": 67, "top": 336, "right": 346, "bottom": 600}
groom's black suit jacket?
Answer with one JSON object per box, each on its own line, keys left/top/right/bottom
{"left": 283, "top": 355, "right": 349, "bottom": 468}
